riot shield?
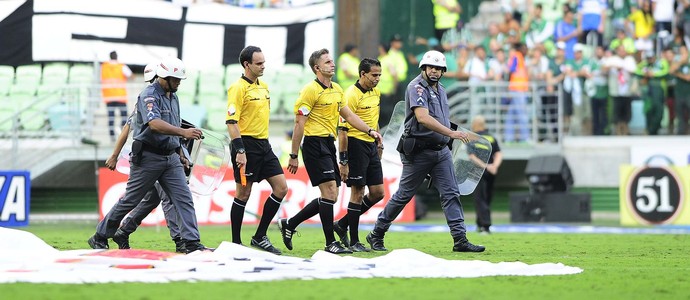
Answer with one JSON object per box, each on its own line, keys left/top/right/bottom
{"left": 452, "top": 128, "right": 492, "bottom": 195}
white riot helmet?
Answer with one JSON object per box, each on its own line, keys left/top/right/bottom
{"left": 143, "top": 62, "right": 158, "bottom": 82}
{"left": 156, "top": 57, "right": 187, "bottom": 79}
{"left": 419, "top": 50, "right": 447, "bottom": 72}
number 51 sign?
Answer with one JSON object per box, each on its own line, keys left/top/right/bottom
{"left": 620, "top": 165, "right": 689, "bottom": 225}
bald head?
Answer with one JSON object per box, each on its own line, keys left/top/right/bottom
{"left": 471, "top": 115, "right": 486, "bottom": 132}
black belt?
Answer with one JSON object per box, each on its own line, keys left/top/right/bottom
{"left": 417, "top": 140, "right": 446, "bottom": 151}
{"left": 142, "top": 143, "right": 176, "bottom": 156}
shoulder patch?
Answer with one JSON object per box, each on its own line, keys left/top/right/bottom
{"left": 298, "top": 106, "right": 310, "bottom": 116}
{"left": 415, "top": 85, "right": 424, "bottom": 96}
{"left": 227, "top": 104, "right": 236, "bottom": 116}
{"left": 144, "top": 96, "right": 155, "bottom": 103}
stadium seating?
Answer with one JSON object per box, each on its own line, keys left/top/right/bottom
{"left": 68, "top": 64, "right": 96, "bottom": 84}
{"left": 0, "top": 65, "right": 14, "bottom": 96}
{"left": 180, "top": 103, "right": 206, "bottom": 128}
{"left": 14, "top": 64, "right": 42, "bottom": 86}
{"left": 19, "top": 108, "right": 46, "bottom": 132}
{"left": 177, "top": 69, "right": 199, "bottom": 106}
{"left": 203, "top": 100, "right": 228, "bottom": 132}
{"left": 47, "top": 103, "right": 81, "bottom": 132}
{"left": 197, "top": 65, "right": 226, "bottom": 102}
{"left": 42, "top": 63, "right": 70, "bottom": 85}
{"left": 224, "top": 64, "right": 243, "bottom": 83}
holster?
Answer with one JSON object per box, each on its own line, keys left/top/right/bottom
{"left": 131, "top": 140, "right": 143, "bottom": 166}
{"left": 397, "top": 134, "right": 420, "bottom": 156}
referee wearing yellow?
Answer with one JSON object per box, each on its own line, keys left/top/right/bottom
{"left": 278, "top": 48, "right": 383, "bottom": 254}
{"left": 333, "top": 58, "right": 385, "bottom": 252}
{"left": 226, "top": 46, "right": 287, "bottom": 255}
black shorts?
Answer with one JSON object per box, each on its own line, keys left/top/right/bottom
{"left": 231, "top": 136, "right": 283, "bottom": 184}
{"left": 345, "top": 137, "right": 383, "bottom": 187}
{"left": 613, "top": 96, "right": 632, "bottom": 123}
{"left": 302, "top": 136, "right": 340, "bottom": 187}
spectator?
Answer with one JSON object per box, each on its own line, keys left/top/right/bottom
{"left": 626, "top": 0, "right": 655, "bottom": 52}
{"left": 635, "top": 50, "right": 669, "bottom": 135}
{"left": 665, "top": 28, "right": 689, "bottom": 133}
{"left": 526, "top": 47, "right": 550, "bottom": 82}
{"left": 101, "top": 50, "right": 132, "bottom": 142}
{"left": 481, "top": 22, "right": 506, "bottom": 56}
{"left": 554, "top": 9, "right": 580, "bottom": 61}
{"left": 610, "top": 0, "right": 638, "bottom": 33}
{"left": 505, "top": 42, "right": 531, "bottom": 143}
{"left": 336, "top": 43, "right": 360, "bottom": 88}
{"left": 543, "top": 42, "right": 568, "bottom": 141}
{"left": 670, "top": 46, "right": 690, "bottom": 134}
{"left": 378, "top": 43, "right": 396, "bottom": 127}
{"left": 500, "top": 0, "right": 532, "bottom": 23}
{"left": 499, "top": 9, "right": 522, "bottom": 48}
{"left": 388, "top": 34, "right": 409, "bottom": 100}
{"left": 567, "top": 43, "right": 595, "bottom": 135}
{"left": 488, "top": 48, "right": 509, "bottom": 81}
{"left": 590, "top": 45, "right": 610, "bottom": 135}
{"left": 523, "top": 3, "right": 555, "bottom": 50}
{"left": 577, "top": 0, "right": 607, "bottom": 47}
{"left": 609, "top": 26, "right": 637, "bottom": 54}
{"left": 652, "top": 0, "right": 675, "bottom": 35}
{"left": 432, "top": 0, "right": 462, "bottom": 41}
{"left": 603, "top": 44, "right": 638, "bottom": 135}
{"left": 464, "top": 46, "right": 489, "bottom": 85}
{"left": 680, "top": 0, "right": 690, "bottom": 43}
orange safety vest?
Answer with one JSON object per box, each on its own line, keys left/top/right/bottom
{"left": 101, "top": 62, "right": 127, "bottom": 103}
{"left": 508, "top": 52, "right": 529, "bottom": 92}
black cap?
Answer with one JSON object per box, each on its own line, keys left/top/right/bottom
{"left": 391, "top": 34, "right": 403, "bottom": 42}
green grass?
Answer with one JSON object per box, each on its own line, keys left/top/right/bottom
{"left": 1, "top": 222, "right": 689, "bottom": 300}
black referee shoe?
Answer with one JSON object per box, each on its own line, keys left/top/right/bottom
{"left": 277, "top": 218, "right": 297, "bottom": 250}
{"left": 251, "top": 236, "right": 282, "bottom": 255}
{"left": 333, "top": 222, "right": 350, "bottom": 247}
{"left": 325, "top": 241, "right": 353, "bottom": 254}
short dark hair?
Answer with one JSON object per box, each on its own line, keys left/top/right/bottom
{"left": 109, "top": 51, "right": 117, "bottom": 60}
{"left": 344, "top": 43, "right": 357, "bottom": 53}
{"left": 239, "top": 46, "right": 262, "bottom": 67}
{"left": 358, "top": 58, "right": 381, "bottom": 75}
{"left": 308, "top": 48, "right": 330, "bottom": 74}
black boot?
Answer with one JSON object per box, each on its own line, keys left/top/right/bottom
{"left": 452, "top": 234, "right": 485, "bottom": 252}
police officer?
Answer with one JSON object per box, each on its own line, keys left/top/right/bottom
{"left": 332, "top": 58, "right": 385, "bottom": 252}
{"left": 102, "top": 62, "right": 184, "bottom": 252}
{"left": 226, "top": 46, "right": 287, "bottom": 255}
{"left": 89, "top": 56, "right": 210, "bottom": 254}
{"left": 366, "top": 50, "right": 485, "bottom": 253}
{"left": 277, "top": 48, "right": 383, "bottom": 254}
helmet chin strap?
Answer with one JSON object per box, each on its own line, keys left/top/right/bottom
{"left": 423, "top": 68, "right": 442, "bottom": 84}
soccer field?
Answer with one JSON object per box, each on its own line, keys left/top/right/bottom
{"left": 1, "top": 221, "right": 688, "bottom": 300}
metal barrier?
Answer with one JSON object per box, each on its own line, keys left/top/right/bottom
{"left": 445, "top": 80, "right": 563, "bottom": 145}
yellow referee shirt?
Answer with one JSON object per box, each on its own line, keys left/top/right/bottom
{"left": 294, "top": 79, "right": 344, "bottom": 137}
{"left": 339, "top": 82, "right": 380, "bottom": 143}
{"left": 226, "top": 75, "right": 271, "bottom": 139}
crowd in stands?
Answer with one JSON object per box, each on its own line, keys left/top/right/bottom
{"left": 376, "top": 0, "right": 690, "bottom": 141}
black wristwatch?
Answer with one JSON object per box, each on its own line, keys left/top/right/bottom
{"left": 236, "top": 148, "right": 246, "bottom": 154}
{"left": 289, "top": 153, "right": 298, "bottom": 159}
{"left": 367, "top": 128, "right": 374, "bottom": 135}
{"left": 339, "top": 160, "right": 348, "bottom": 166}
